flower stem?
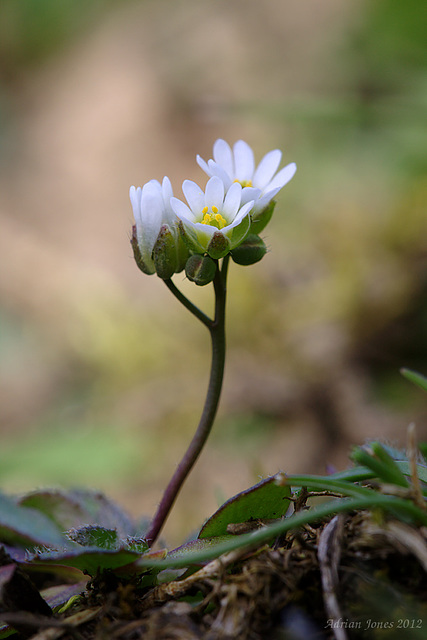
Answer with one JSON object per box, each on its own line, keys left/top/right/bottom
{"left": 145, "top": 257, "right": 229, "bottom": 547}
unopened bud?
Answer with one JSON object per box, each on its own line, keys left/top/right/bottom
{"left": 231, "top": 234, "right": 267, "bottom": 266}
{"left": 207, "top": 231, "right": 231, "bottom": 260}
{"left": 185, "top": 254, "right": 217, "bottom": 286}
{"left": 153, "top": 224, "right": 178, "bottom": 279}
{"left": 131, "top": 225, "right": 155, "bottom": 275}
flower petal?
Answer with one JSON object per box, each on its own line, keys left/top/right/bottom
{"left": 213, "top": 139, "right": 234, "bottom": 177}
{"left": 240, "top": 186, "right": 261, "bottom": 207}
{"left": 196, "top": 154, "right": 211, "bottom": 177}
{"left": 205, "top": 176, "right": 224, "bottom": 210}
{"left": 170, "top": 197, "right": 196, "bottom": 222}
{"left": 207, "top": 160, "right": 233, "bottom": 190}
{"left": 182, "top": 180, "right": 205, "bottom": 214}
{"left": 222, "top": 181, "right": 242, "bottom": 220}
{"left": 227, "top": 201, "right": 254, "bottom": 230}
{"left": 251, "top": 188, "right": 280, "bottom": 214}
{"left": 267, "top": 162, "right": 297, "bottom": 191}
{"left": 161, "top": 176, "right": 173, "bottom": 206}
{"left": 129, "top": 186, "right": 142, "bottom": 224}
{"left": 233, "top": 140, "right": 255, "bottom": 182}
{"left": 253, "top": 149, "right": 282, "bottom": 189}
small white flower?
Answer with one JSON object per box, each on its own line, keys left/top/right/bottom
{"left": 130, "top": 176, "right": 186, "bottom": 277}
{"left": 171, "top": 176, "right": 254, "bottom": 259}
{"left": 197, "top": 139, "right": 296, "bottom": 215}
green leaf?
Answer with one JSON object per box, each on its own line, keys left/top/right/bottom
{"left": 19, "top": 488, "right": 136, "bottom": 537}
{"left": 168, "top": 536, "right": 233, "bottom": 559}
{"left": 401, "top": 368, "right": 427, "bottom": 392}
{"left": 135, "top": 492, "right": 427, "bottom": 571}
{"left": 66, "top": 525, "right": 118, "bottom": 550}
{"left": 351, "top": 444, "right": 410, "bottom": 488}
{"left": 0, "top": 493, "right": 65, "bottom": 549}
{"left": 198, "top": 475, "right": 291, "bottom": 539}
{"left": 33, "top": 547, "right": 143, "bottom": 576}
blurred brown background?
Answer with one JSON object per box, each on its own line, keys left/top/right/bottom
{"left": 0, "top": 0, "right": 426, "bottom": 546}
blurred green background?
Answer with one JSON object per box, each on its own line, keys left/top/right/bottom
{"left": 0, "top": 0, "right": 426, "bottom": 545}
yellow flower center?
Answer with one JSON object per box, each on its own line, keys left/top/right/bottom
{"left": 201, "top": 205, "right": 227, "bottom": 230}
{"left": 234, "top": 179, "right": 253, "bottom": 188}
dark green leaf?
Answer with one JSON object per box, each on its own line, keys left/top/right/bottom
{"left": 199, "top": 475, "right": 291, "bottom": 539}
{"left": 0, "top": 493, "right": 65, "bottom": 549}
{"left": 19, "top": 489, "right": 135, "bottom": 537}
{"left": 33, "top": 547, "right": 142, "bottom": 576}
{"left": 66, "top": 525, "right": 118, "bottom": 550}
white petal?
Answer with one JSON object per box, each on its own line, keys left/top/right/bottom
{"left": 170, "top": 197, "right": 196, "bottom": 222}
{"left": 267, "top": 162, "right": 297, "bottom": 191}
{"left": 233, "top": 140, "right": 255, "bottom": 182}
{"left": 222, "top": 181, "right": 242, "bottom": 220}
{"left": 161, "top": 176, "right": 173, "bottom": 204}
{"left": 228, "top": 200, "right": 254, "bottom": 228}
{"left": 207, "top": 160, "right": 233, "bottom": 190}
{"left": 205, "top": 176, "right": 224, "bottom": 210}
{"left": 252, "top": 188, "right": 280, "bottom": 213}
{"left": 253, "top": 149, "right": 282, "bottom": 189}
{"left": 240, "top": 186, "right": 261, "bottom": 206}
{"left": 192, "top": 222, "right": 217, "bottom": 238}
{"left": 196, "top": 154, "right": 212, "bottom": 177}
{"left": 129, "top": 186, "right": 142, "bottom": 224}
{"left": 182, "top": 180, "right": 205, "bottom": 214}
{"left": 213, "top": 139, "right": 234, "bottom": 176}
{"left": 139, "top": 191, "right": 163, "bottom": 255}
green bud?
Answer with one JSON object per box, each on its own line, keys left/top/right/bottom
{"left": 231, "top": 234, "right": 267, "bottom": 266}
{"left": 153, "top": 224, "right": 178, "bottom": 279}
{"left": 131, "top": 225, "right": 155, "bottom": 275}
{"left": 185, "top": 254, "right": 217, "bottom": 286}
{"left": 207, "top": 231, "right": 231, "bottom": 260}
{"left": 250, "top": 200, "right": 276, "bottom": 235}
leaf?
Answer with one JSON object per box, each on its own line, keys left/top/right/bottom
{"left": 168, "top": 536, "right": 233, "bottom": 559}
{"left": 351, "top": 444, "right": 410, "bottom": 488}
{"left": 401, "top": 368, "right": 427, "bottom": 392}
{"left": 198, "top": 475, "right": 291, "bottom": 539}
{"left": 41, "top": 581, "right": 88, "bottom": 611}
{"left": 32, "top": 547, "right": 143, "bottom": 576}
{"left": 19, "top": 489, "right": 135, "bottom": 537}
{"left": 66, "top": 525, "right": 118, "bottom": 550}
{"left": 0, "top": 493, "right": 65, "bottom": 549}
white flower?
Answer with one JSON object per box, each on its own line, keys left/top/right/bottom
{"left": 130, "top": 176, "right": 187, "bottom": 277}
{"left": 171, "top": 176, "right": 254, "bottom": 259}
{"left": 197, "top": 139, "right": 296, "bottom": 215}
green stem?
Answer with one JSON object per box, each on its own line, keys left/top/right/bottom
{"left": 145, "top": 258, "right": 229, "bottom": 546}
{"left": 163, "top": 278, "right": 212, "bottom": 327}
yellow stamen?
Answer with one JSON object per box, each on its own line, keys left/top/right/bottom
{"left": 202, "top": 206, "right": 208, "bottom": 214}
{"left": 200, "top": 208, "right": 227, "bottom": 230}
{"left": 233, "top": 179, "right": 253, "bottom": 188}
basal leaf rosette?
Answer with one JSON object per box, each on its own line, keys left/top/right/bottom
{"left": 197, "top": 139, "right": 296, "bottom": 234}
{"left": 130, "top": 176, "right": 189, "bottom": 279}
{"left": 171, "top": 176, "right": 254, "bottom": 260}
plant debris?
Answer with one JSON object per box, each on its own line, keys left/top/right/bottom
{"left": 1, "top": 509, "right": 426, "bottom": 639}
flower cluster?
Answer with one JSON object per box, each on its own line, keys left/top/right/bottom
{"left": 130, "top": 139, "right": 296, "bottom": 284}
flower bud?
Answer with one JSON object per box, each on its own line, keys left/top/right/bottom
{"left": 249, "top": 200, "right": 276, "bottom": 235}
{"left": 152, "top": 224, "right": 179, "bottom": 280}
{"left": 231, "top": 234, "right": 267, "bottom": 266}
{"left": 185, "top": 254, "right": 217, "bottom": 286}
{"left": 131, "top": 225, "right": 154, "bottom": 275}
{"left": 207, "top": 231, "right": 232, "bottom": 260}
